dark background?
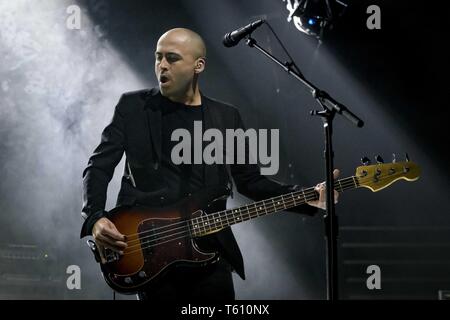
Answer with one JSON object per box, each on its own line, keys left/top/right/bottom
{"left": 0, "top": 0, "right": 448, "bottom": 299}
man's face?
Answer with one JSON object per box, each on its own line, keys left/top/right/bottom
{"left": 154, "top": 34, "right": 200, "bottom": 97}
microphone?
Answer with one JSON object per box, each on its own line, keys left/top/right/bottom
{"left": 223, "top": 19, "right": 265, "bottom": 47}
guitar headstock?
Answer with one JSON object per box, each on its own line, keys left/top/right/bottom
{"left": 355, "top": 154, "right": 421, "bottom": 192}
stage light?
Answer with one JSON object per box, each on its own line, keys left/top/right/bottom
{"left": 284, "top": 0, "right": 348, "bottom": 40}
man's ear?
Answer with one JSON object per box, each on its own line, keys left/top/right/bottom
{"left": 194, "top": 57, "right": 206, "bottom": 74}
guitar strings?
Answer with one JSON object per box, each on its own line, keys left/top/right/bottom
{"left": 121, "top": 172, "right": 409, "bottom": 256}
{"left": 121, "top": 177, "right": 356, "bottom": 251}
{"left": 131, "top": 167, "right": 415, "bottom": 247}
{"left": 121, "top": 176, "right": 355, "bottom": 250}
{"left": 121, "top": 177, "right": 360, "bottom": 255}
{"left": 121, "top": 177, "right": 354, "bottom": 242}
{"left": 122, "top": 188, "right": 323, "bottom": 252}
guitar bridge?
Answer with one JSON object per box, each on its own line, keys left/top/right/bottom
{"left": 87, "top": 240, "right": 121, "bottom": 263}
{"left": 104, "top": 249, "right": 120, "bottom": 263}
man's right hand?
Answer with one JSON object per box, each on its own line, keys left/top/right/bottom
{"left": 92, "top": 217, "right": 127, "bottom": 264}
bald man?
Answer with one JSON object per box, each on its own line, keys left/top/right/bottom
{"left": 81, "top": 28, "right": 338, "bottom": 301}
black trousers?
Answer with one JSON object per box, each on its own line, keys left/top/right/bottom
{"left": 137, "top": 257, "right": 235, "bottom": 301}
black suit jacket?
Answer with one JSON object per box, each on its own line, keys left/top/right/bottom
{"left": 80, "top": 88, "right": 318, "bottom": 280}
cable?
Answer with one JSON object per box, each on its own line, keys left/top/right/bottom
{"left": 264, "top": 21, "right": 305, "bottom": 78}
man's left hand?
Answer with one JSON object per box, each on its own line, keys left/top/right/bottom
{"left": 307, "top": 169, "right": 340, "bottom": 210}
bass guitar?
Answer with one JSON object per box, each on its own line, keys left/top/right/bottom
{"left": 88, "top": 159, "right": 420, "bottom": 293}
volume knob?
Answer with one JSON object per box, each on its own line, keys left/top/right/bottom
{"left": 124, "top": 277, "right": 132, "bottom": 284}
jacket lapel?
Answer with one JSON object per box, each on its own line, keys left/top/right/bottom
{"left": 201, "top": 94, "right": 231, "bottom": 188}
{"left": 144, "top": 88, "right": 163, "bottom": 167}
{"left": 201, "top": 93, "right": 213, "bottom": 131}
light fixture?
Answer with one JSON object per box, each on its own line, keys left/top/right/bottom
{"left": 284, "top": 0, "right": 348, "bottom": 40}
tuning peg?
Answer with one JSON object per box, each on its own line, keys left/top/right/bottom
{"left": 361, "top": 156, "right": 371, "bottom": 166}
{"left": 392, "top": 153, "right": 396, "bottom": 163}
{"left": 405, "top": 152, "right": 410, "bottom": 162}
{"left": 375, "top": 155, "right": 384, "bottom": 164}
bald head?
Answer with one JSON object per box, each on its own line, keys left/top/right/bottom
{"left": 158, "top": 28, "right": 206, "bottom": 59}
{"left": 154, "top": 28, "right": 207, "bottom": 102}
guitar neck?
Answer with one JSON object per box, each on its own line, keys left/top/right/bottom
{"left": 190, "top": 176, "right": 360, "bottom": 237}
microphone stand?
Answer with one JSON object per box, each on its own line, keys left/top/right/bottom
{"left": 244, "top": 36, "right": 364, "bottom": 300}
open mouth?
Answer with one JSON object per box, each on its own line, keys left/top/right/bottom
{"left": 159, "top": 74, "right": 170, "bottom": 84}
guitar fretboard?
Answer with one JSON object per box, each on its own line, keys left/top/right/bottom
{"left": 189, "top": 176, "right": 359, "bottom": 237}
